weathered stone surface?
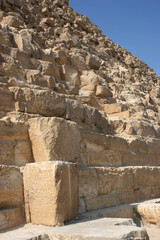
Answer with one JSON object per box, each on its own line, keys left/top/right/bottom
{"left": 0, "top": 207, "right": 24, "bottom": 231}
{"left": 12, "top": 87, "right": 66, "bottom": 117}
{"left": 0, "top": 0, "right": 160, "bottom": 233}
{"left": 0, "top": 120, "right": 29, "bottom": 140}
{"left": 0, "top": 165, "right": 23, "bottom": 208}
{"left": 0, "top": 140, "right": 14, "bottom": 165}
{"left": 0, "top": 218, "right": 149, "bottom": 240}
{"left": 0, "top": 88, "right": 14, "bottom": 111}
{"left": 23, "top": 161, "right": 79, "bottom": 226}
{"left": 28, "top": 117, "right": 81, "bottom": 163}
{"left": 79, "top": 166, "right": 160, "bottom": 212}
{"left": 14, "top": 140, "right": 33, "bottom": 166}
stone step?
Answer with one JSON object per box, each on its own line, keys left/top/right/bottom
{"left": 0, "top": 218, "right": 149, "bottom": 240}
{"left": 78, "top": 198, "right": 160, "bottom": 223}
{"left": 82, "top": 131, "right": 160, "bottom": 167}
{"left": 79, "top": 166, "right": 160, "bottom": 212}
{"left": 0, "top": 207, "right": 24, "bottom": 231}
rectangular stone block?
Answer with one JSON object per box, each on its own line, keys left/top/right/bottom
{"left": 0, "top": 207, "right": 24, "bottom": 231}
{"left": 28, "top": 117, "right": 81, "bottom": 163}
{"left": 133, "top": 167, "right": 160, "bottom": 189}
{"left": 14, "top": 140, "right": 33, "bottom": 166}
{"left": 0, "top": 140, "right": 15, "bottom": 165}
{"left": 86, "top": 150, "right": 122, "bottom": 167}
{"left": 0, "top": 165, "right": 23, "bottom": 208}
{"left": 23, "top": 161, "right": 79, "bottom": 226}
{"left": 78, "top": 168, "right": 98, "bottom": 197}
{"left": 97, "top": 167, "right": 134, "bottom": 195}
{"left": 0, "top": 88, "right": 14, "bottom": 111}
{"left": 122, "top": 151, "right": 157, "bottom": 166}
{"left": 0, "top": 120, "right": 29, "bottom": 140}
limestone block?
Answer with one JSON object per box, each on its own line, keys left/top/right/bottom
{"left": 0, "top": 165, "right": 23, "bottom": 208}
{"left": 70, "top": 54, "right": 87, "bottom": 71}
{"left": 96, "top": 85, "right": 112, "bottom": 97}
{"left": 97, "top": 167, "right": 134, "bottom": 195}
{"left": 86, "top": 150, "right": 122, "bottom": 167}
{"left": 84, "top": 106, "right": 111, "bottom": 133}
{"left": 78, "top": 168, "right": 98, "bottom": 197}
{"left": 1, "top": 16, "right": 23, "bottom": 28}
{"left": 11, "top": 49, "right": 32, "bottom": 69}
{"left": 13, "top": 34, "right": 32, "bottom": 54}
{"left": 129, "top": 139, "right": 148, "bottom": 153}
{"left": 104, "top": 103, "right": 122, "bottom": 115}
{"left": 0, "top": 207, "right": 24, "bottom": 231}
{"left": 135, "top": 203, "right": 160, "bottom": 226}
{"left": 28, "top": 117, "right": 81, "bottom": 163}
{"left": 12, "top": 87, "right": 66, "bottom": 117}
{"left": 80, "top": 70, "right": 99, "bottom": 91}
{"left": 0, "top": 120, "right": 29, "bottom": 140}
{"left": 147, "top": 139, "right": 160, "bottom": 154}
{"left": 41, "top": 60, "right": 61, "bottom": 80}
{"left": 108, "top": 136, "right": 128, "bottom": 151}
{"left": 55, "top": 50, "right": 68, "bottom": 65}
{"left": 26, "top": 70, "right": 55, "bottom": 89}
{"left": 86, "top": 55, "right": 100, "bottom": 70}
{"left": 0, "top": 29, "right": 12, "bottom": 47}
{"left": 0, "top": 88, "right": 14, "bottom": 111}
{"left": 65, "top": 99, "right": 84, "bottom": 122}
{"left": 63, "top": 65, "right": 80, "bottom": 86}
{"left": 125, "top": 120, "right": 158, "bottom": 138}
{"left": 133, "top": 167, "right": 160, "bottom": 190}
{"left": 0, "top": 140, "right": 14, "bottom": 165}
{"left": 23, "top": 161, "right": 79, "bottom": 226}
{"left": 122, "top": 151, "right": 158, "bottom": 166}
{"left": 14, "top": 141, "right": 33, "bottom": 166}
{"left": 82, "top": 132, "right": 110, "bottom": 151}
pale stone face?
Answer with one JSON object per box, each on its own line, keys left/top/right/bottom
{"left": 28, "top": 117, "right": 81, "bottom": 163}
{"left": 23, "top": 161, "right": 79, "bottom": 226}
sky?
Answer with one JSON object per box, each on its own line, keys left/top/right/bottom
{"left": 70, "top": 0, "right": 160, "bottom": 76}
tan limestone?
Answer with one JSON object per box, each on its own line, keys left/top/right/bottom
{"left": 28, "top": 117, "right": 81, "bottom": 163}
{"left": 23, "top": 161, "right": 79, "bottom": 226}
{"left": 0, "top": 165, "right": 23, "bottom": 208}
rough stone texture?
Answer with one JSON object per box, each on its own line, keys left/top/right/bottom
{"left": 0, "top": 218, "right": 149, "bottom": 240}
{"left": 135, "top": 199, "right": 160, "bottom": 227}
{"left": 0, "top": 165, "right": 23, "bottom": 208}
{"left": 23, "top": 161, "right": 79, "bottom": 226}
{"left": 0, "top": 207, "right": 24, "bottom": 231}
{"left": 0, "top": 0, "right": 160, "bottom": 234}
{"left": 28, "top": 117, "right": 81, "bottom": 163}
{"left": 79, "top": 166, "right": 160, "bottom": 212}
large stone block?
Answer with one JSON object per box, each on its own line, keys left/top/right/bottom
{"left": 0, "top": 140, "right": 15, "bottom": 165}
{"left": 12, "top": 87, "right": 66, "bottom": 117}
{"left": 0, "top": 139, "right": 32, "bottom": 166}
{"left": 133, "top": 167, "right": 160, "bottom": 189}
{"left": 0, "top": 120, "right": 29, "bottom": 140}
{"left": 14, "top": 140, "right": 33, "bottom": 166}
{"left": 23, "top": 161, "right": 79, "bottom": 226}
{"left": 0, "top": 165, "right": 23, "bottom": 208}
{"left": 78, "top": 168, "right": 98, "bottom": 198}
{"left": 28, "top": 117, "right": 81, "bottom": 163}
{"left": 0, "top": 88, "right": 14, "bottom": 111}
{"left": 86, "top": 149, "right": 122, "bottom": 167}
{"left": 0, "top": 207, "right": 24, "bottom": 231}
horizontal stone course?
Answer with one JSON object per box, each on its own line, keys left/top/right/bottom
{"left": 79, "top": 166, "right": 160, "bottom": 212}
